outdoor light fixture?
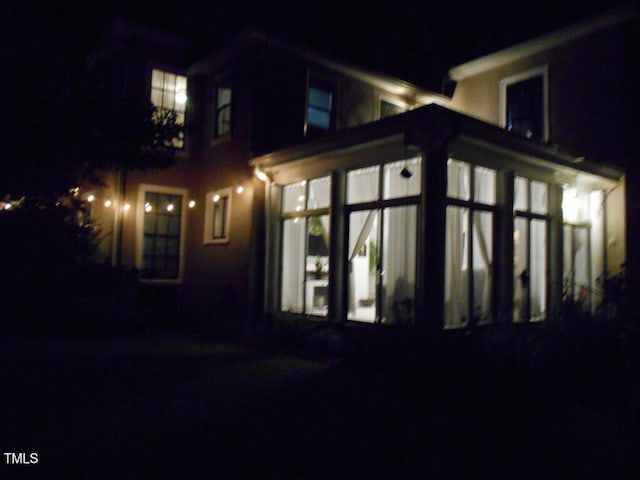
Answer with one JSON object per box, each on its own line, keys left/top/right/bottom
{"left": 87, "top": 194, "right": 95, "bottom": 203}
{"left": 254, "top": 166, "right": 272, "bottom": 183}
{"left": 145, "top": 202, "right": 153, "bottom": 213}
{"left": 188, "top": 200, "right": 196, "bottom": 208}
{"left": 123, "top": 203, "right": 131, "bottom": 212}
{"left": 104, "top": 200, "right": 112, "bottom": 208}
{"left": 236, "top": 185, "right": 244, "bottom": 194}
{"left": 213, "top": 194, "right": 220, "bottom": 203}
{"left": 166, "top": 203, "right": 174, "bottom": 212}
{"left": 400, "top": 167, "right": 413, "bottom": 178}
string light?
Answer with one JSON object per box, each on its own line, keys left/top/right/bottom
{"left": 104, "top": 200, "right": 112, "bottom": 208}
{"left": 188, "top": 200, "right": 196, "bottom": 208}
{"left": 236, "top": 185, "right": 244, "bottom": 194}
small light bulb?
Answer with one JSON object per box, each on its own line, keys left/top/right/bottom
{"left": 166, "top": 204, "right": 174, "bottom": 212}
{"left": 188, "top": 200, "right": 196, "bottom": 208}
{"left": 145, "top": 202, "right": 152, "bottom": 212}
{"left": 123, "top": 203, "right": 131, "bottom": 212}
{"left": 213, "top": 194, "right": 220, "bottom": 203}
{"left": 104, "top": 200, "right": 112, "bottom": 208}
{"left": 87, "top": 195, "right": 95, "bottom": 203}
{"left": 236, "top": 185, "right": 244, "bottom": 194}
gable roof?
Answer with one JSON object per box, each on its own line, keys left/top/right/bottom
{"left": 447, "top": 3, "right": 637, "bottom": 82}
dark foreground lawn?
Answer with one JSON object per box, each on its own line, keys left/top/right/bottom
{"left": 1, "top": 330, "right": 639, "bottom": 479}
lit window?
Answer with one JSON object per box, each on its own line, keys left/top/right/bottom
{"left": 513, "top": 176, "right": 549, "bottom": 322}
{"left": 445, "top": 160, "right": 497, "bottom": 328}
{"left": 138, "top": 185, "right": 186, "bottom": 281}
{"left": 215, "top": 75, "right": 232, "bottom": 138}
{"left": 204, "top": 188, "right": 231, "bottom": 244}
{"left": 306, "top": 78, "right": 334, "bottom": 137}
{"left": 151, "top": 69, "right": 187, "bottom": 148}
{"left": 280, "top": 177, "right": 331, "bottom": 317}
{"left": 500, "top": 67, "right": 548, "bottom": 141}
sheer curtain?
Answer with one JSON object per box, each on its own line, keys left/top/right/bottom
{"left": 347, "top": 167, "right": 379, "bottom": 317}
{"left": 382, "top": 206, "right": 417, "bottom": 324}
{"left": 445, "top": 160, "right": 470, "bottom": 328}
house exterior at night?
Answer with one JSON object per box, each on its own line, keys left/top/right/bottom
{"left": 84, "top": 5, "right": 635, "bottom": 332}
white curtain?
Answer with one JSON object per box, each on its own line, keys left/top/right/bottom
{"left": 530, "top": 220, "right": 547, "bottom": 320}
{"left": 348, "top": 210, "right": 377, "bottom": 315}
{"left": 383, "top": 206, "right": 417, "bottom": 324}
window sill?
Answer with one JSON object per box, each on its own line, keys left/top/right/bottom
{"left": 203, "top": 238, "right": 229, "bottom": 245}
{"left": 211, "top": 134, "right": 231, "bottom": 147}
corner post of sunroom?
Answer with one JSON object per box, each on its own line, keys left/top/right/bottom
{"left": 420, "top": 139, "right": 449, "bottom": 330}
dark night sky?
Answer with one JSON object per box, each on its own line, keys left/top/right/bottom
{"left": 4, "top": 0, "right": 630, "bottom": 90}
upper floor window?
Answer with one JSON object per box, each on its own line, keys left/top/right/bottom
{"left": 306, "top": 78, "right": 334, "bottom": 137}
{"left": 500, "top": 67, "right": 548, "bottom": 142}
{"left": 214, "top": 75, "right": 232, "bottom": 138}
{"left": 150, "top": 69, "right": 187, "bottom": 149}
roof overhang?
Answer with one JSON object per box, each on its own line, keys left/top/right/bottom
{"left": 250, "top": 104, "right": 624, "bottom": 184}
{"left": 448, "top": 3, "right": 637, "bottom": 82}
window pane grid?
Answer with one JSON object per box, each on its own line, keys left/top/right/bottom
{"left": 150, "top": 69, "right": 187, "bottom": 148}
{"left": 142, "top": 191, "right": 182, "bottom": 279}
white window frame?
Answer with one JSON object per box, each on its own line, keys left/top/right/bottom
{"left": 204, "top": 187, "right": 232, "bottom": 245}
{"left": 136, "top": 184, "right": 188, "bottom": 284}
{"left": 499, "top": 66, "right": 549, "bottom": 142}
{"left": 377, "top": 94, "right": 410, "bottom": 120}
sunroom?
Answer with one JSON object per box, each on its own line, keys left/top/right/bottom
{"left": 253, "top": 105, "right": 625, "bottom": 330}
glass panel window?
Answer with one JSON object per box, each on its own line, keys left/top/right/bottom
{"left": 140, "top": 189, "right": 184, "bottom": 280}
{"left": 445, "top": 161, "right": 496, "bottom": 328}
{"left": 473, "top": 211, "right": 493, "bottom": 323}
{"left": 307, "top": 177, "right": 331, "bottom": 210}
{"left": 348, "top": 210, "right": 379, "bottom": 323}
{"left": 447, "top": 159, "right": 470, "bottom": 201}
{"left": 474, "top": 167, "right": 496, "bottom": 205}
{"left": 150, "top": 69, "right": 187, "bottom": 149}
{"left": 280, "top": 178, "right": 331, "bottom": 317}
{"left": 381, "top": 206, "right": 417, "bottom": 324}
{"left": 514, "top": 177, "right": 549, "bottom": 321}
{"left": 531, "top": 181, "right": 548, "bottom": 214}
{"left": 514, "top": 176, "right": 528, "bottom": 211}
{"left": 281, "top": 218, "right": 305, "bottom": 314}
{"left": 306, "top": 79, "right": 334, "bottom": 136}
{"left": 347, "top": 166, "right": 379, "bottom": 204}
{"left": 204, "top": 188, "right": 232, "bottom": 244}
{"left": 282, "top": 181, "right": 307, "bottom": 214}
{"left": 383, "top": 157, "right": 422, "bottom": 200}
{"left": 445, "top": 206, "right": 469, "bottom": 328}
{"left": 215, "top": 76, "right": 232, "bottom": 138}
